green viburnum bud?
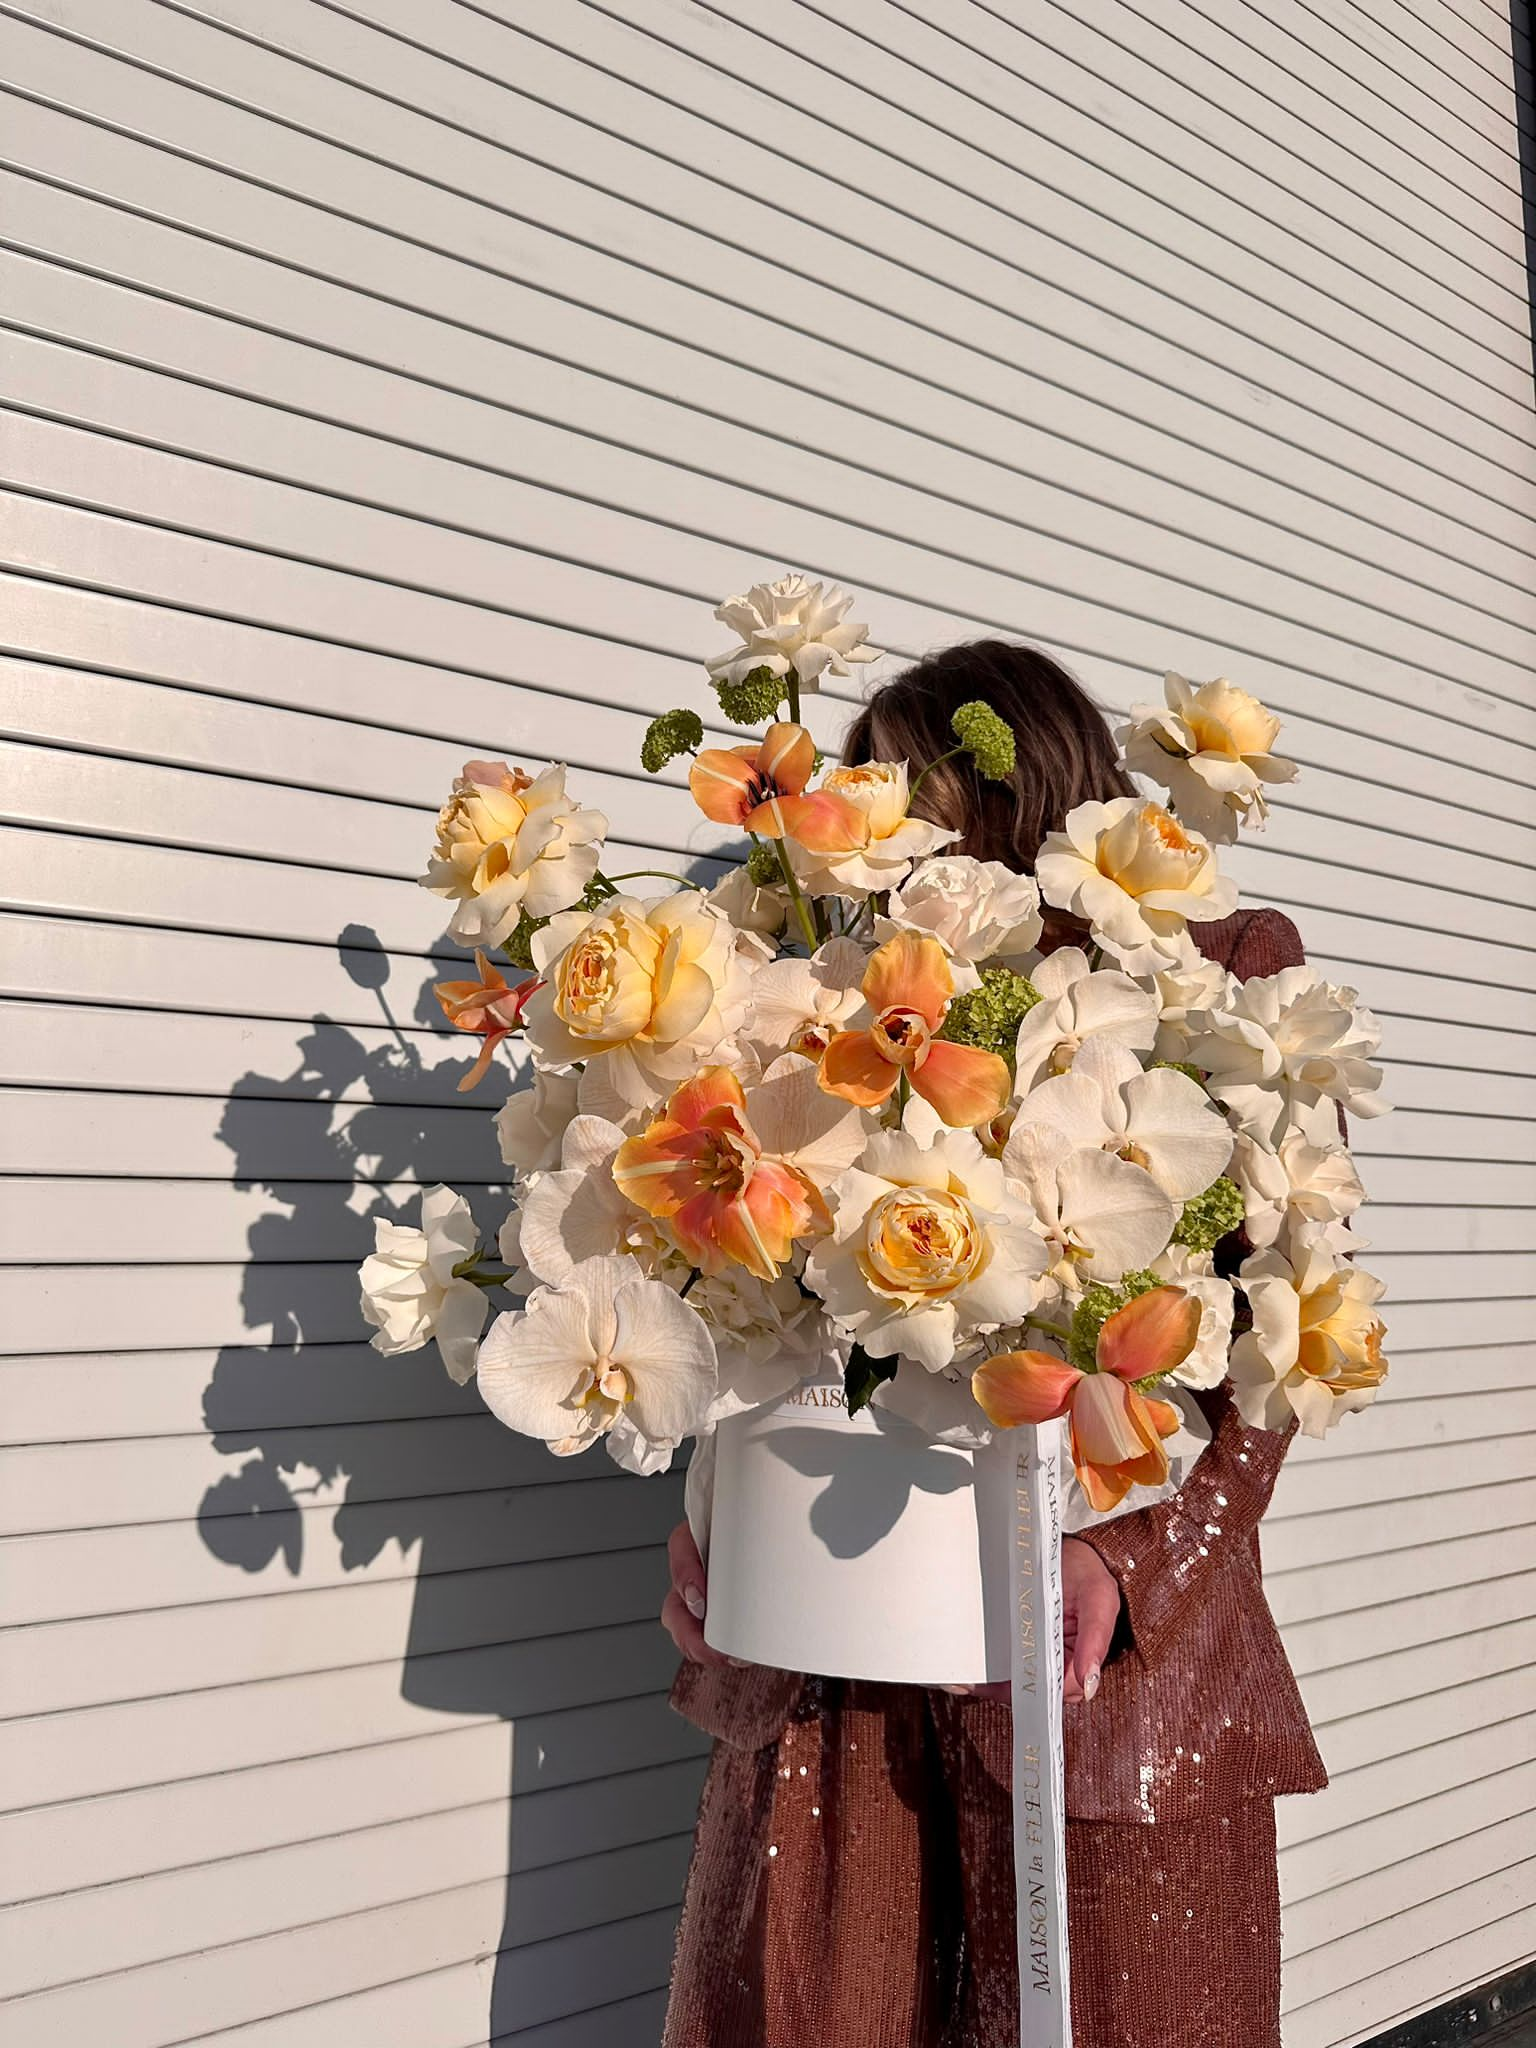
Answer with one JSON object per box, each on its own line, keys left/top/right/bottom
{"left": 951, "top": 700, "right": 1017, "bottom": 780}
{"left": 714, "top": 664, "right": 787, "bottom": 726}
{"left": 503, "top": 908, "right": 550, "bottom": 971}
{"left": 640, "top": 707, "right": 704, "bottom": 774}
{"left": 1067, "top": 1269, "right": 1162, "bottom": 1373}
{"left": 939, "top": 966, "right": 1041, "bottom": 1058}
{"left": 745, "top": 842, "right": 784, "bottom": 886}
{"left": 1171, "top": 1174, "right": 1246, "bottom": 1254}
{"left": 1150, "top": 1058, "right": 1204, "bottom": 1085}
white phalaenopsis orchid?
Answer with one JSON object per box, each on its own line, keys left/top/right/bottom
{"left": 1008, "top": 1036, "right": 1232, "bottom": 1206}
{"left": 708, "top": 572, "right": 882, "bottom": 694}
{"left": 877, "top": 855, "right": 1043, "bottom": 991}
{"left": 358, "top": 1185, "right": 490, "bottom": 1385}
{"left": 1228, "top": 1224, "right": 1387, "bottom": 1438}
{"left": 477, "top": 1253, "right": 717, "bottom": 1471}
{"left": 1117, "top": 674, "right": 1297, "bottom": 843}
{"left": 1012, "top": 947, "right": 1159, "bottom": 1092}
{"left": 1186, "top": 965, "right": 1388, "bottom": 1147}
{"left": 743, "top": 937, "right": 868, "bottom": 1063}
{"left": 1001, "top": 1119, "right": 1175, "bottom": 1289}
{"left": 806, "top": 1122, "right": 1050, "bottom": 1372}
{"left": 1036, "top": 797, "right": 1237, "bottom": 976}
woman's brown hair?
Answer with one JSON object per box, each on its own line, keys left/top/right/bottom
{"left": 841, "top": 638, "right": 1135, "bottom": 872}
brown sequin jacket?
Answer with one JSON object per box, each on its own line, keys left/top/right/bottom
{"left": 671, "top": 907, "right": 1330, "bottom": 1824}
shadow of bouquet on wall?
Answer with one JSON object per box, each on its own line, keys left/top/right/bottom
{"left": 195, "top": 924, "right": 704, "bottom": 2042}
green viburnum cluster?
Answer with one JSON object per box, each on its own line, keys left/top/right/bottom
{"left": 714, "top": 663, "right": 787, "bottom": 726}
{"left": 1067, "top": 1269, "right": 1162, "bottom": 1372}
{"left": 1150, "top": 1058, "right": 1204, "bottom": 1085}
{"left": 1171, "top": 1174, "right": 1246, "bottom": 1254}
{"left": 640, "top": 707, "right": 704, "bottom": 774}
{"left": 951, "top": 699, "right": 1017, "bottom": 780}
{"left": 745, "top": 841, "right": 784, "bottom": 885}
{"left": 939, "top": 967, "right": 1041, "bottom": 1058}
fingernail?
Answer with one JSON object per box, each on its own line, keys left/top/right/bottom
{"left": 1083, "top": 1664, "right": 1100, "bottom": 1702}
{"left": 683, "top": 1585, "right": 706, "bottom": 1619}
{"left": 727, "top": 1656, "right": 749, "bottom": 1669}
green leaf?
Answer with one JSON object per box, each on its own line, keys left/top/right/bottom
{"left": 843, "top": 1341, "right": 898, "bottom": 1416}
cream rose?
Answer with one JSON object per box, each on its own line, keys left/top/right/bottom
{"left": 877, "top": 855, "right": 1043, "bottom": 991}
{"left": 791, "top": 760, "right": 957, "bottom": 898}
{"left": 806, "top": 1124, "right": 1050, "bottom": 1371}
{"left": 1035, "top": 796, "right": 1237, "bottom": 976}
{"left": 420, "top": 760, "right": 607, "bottom": 949}
{"left": 1229, "top": 1224, "right": 1388, "bottom": 1438}
{"left": 523, "top": 891, "right": 749, "bottom": 1110}
{"left": 358, "top": 1185, "right": 489, "bottom": 1385}
{"left": 1118, "top": 674, "right": 1297, "bottom": 842}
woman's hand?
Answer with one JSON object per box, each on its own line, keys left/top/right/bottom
{"left": 941, "top": 1536, "right": 1123, "bottom": 1704}
{"left": 662, "top": 1520, "right": 734, "bottom": 1667}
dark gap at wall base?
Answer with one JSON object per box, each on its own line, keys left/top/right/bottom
{"left": 1515, "top": 0, "right": 1536, "bottom": 387}
{"left": 1358, "top": 1960, "right": 1536, "bottom": 2048}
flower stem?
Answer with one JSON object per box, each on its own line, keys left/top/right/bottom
{"left": 774, "top": 840, "right": 821, "bottom": 953}
{"left": 601, "top": 869, "right": 702, "bottom": 890}
{"left": 679, "top": 1267, "right": 702, "bottom": 1300}
{"left": 908, "top": 744, "right": 963, "bottom": 800}
{"left": 786, "top": 674, "right": 802, "bottom": 724}
{"left": 1024, "top": 1311, "right": 1073, "bottom": 1343}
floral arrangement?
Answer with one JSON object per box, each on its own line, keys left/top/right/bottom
{"left": 360, "top": 573, "right": 1389, "bottom": 1517}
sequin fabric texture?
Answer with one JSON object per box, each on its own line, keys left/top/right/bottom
{"left": 661, "top": 1681, "right": 1284, "bottom": 2048}
{"left": 664, "top": 908, "right": 1330, "bottom": 2043}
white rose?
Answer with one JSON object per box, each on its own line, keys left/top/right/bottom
{"left": 708, "top": 572, "right": 881, "bottom": 695}
{"left": 878, "top": 855, "right": 1043, "bottom": 991}
{"left": 1187, "top": 965, "right": 1388, "bottom": 1147}
{"left": 495, "top": 1069, "right": 580, "bottom": 1178}
{"left": 358, "top": 1185, "right": 489, "bottom": 1385}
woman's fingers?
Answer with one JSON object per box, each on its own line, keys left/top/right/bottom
{"left": 663, "top": 1521, "right": 733, "bottom": 1667}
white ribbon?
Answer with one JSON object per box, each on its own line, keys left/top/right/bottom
{"left": 1010, "top": 1415, "right": 1072, "bottom": 2048}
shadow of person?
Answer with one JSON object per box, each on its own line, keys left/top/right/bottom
{"left": 195, "top": 925, "right": 706, "bottom": 2044}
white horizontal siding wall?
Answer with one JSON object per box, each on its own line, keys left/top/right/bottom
{"left": 0, "top": 0, "right": 1532, "bottom": 2041}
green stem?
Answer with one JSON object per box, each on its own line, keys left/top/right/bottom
{"left": 600, "top": 869, "right": 702, "bottom": 890}
{"left": 908, "top": 744, "right": 963, "bottom": 801}
{"left": 1024, "top": 1311, "right": 1072, "bottom": 1342}
{"left": 786, "top": 673, "right": 802, "bottom": 725}
{"left": 1087, "top": 943, "right": 1104, "bottom": 971}
{"left": 774, "top": 840, "right": 820, "bottom": 953}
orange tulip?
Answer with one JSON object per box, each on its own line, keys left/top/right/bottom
{"left": 819, "top": 931, "right": 1011, "bottom": 1129}
{"left": 972, "top": 1286, "right": 1200, "bottom": 1511}
{"left": 433, "top": 951, "right": 542, "bottom": 1090}
{"left": 613, "top": 1067, "right": 823, "bottom": 1281}
{"left": 688, "top": 722, "right": 870, "bottom": 853}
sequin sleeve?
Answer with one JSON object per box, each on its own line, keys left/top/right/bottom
{"left": 1071, "top": 906, "right": 1308, "bottom": 1670}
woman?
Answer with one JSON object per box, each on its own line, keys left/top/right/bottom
{"left": 660, "top": 640, "right": 1328, "bottom": 2048}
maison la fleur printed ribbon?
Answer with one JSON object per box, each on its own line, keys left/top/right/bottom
{"left": 1012, "top": 1416, "right": 1073, "bottom": 2048}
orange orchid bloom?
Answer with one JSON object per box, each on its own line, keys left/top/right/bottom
{"left": 613, "top": 1067, "right": 823, "bottom": 1282}
{"left": 433, "top": 950, "right": 543, "bottom": 1091}
{"left": 819, "top": 931, "right": 1011, "bottom": 1129}
{"left": 972, "top": 1286, "right": 1200, "bottom": 1512}
{"left": 689, "top": 722, "right": 870, "bottom": 853}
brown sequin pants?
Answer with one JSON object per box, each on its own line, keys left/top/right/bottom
{"left": 663, "top": 1680, "right": 1281, "bottom": 2048}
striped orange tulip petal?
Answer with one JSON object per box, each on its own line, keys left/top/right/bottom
{"left": 674, "top": 1159, "right": 816, "bottom": 1281}
{"left": 912, "top": 1039, "right": 1012, "bottom": 1130}
{"left": 1069, "top": 1373, "right": 1179, "bottom": 1513}
{"left": 972, "top": 1349, "right": 1083, "bottom": 1428}
{"left": 752, "top": 787, "right": 871, "bottom": 852}
{"left": 1095, "top": 1285, "right": 1202, "bottom": 1383}
{"left": 689, "top": 746, "right": 763, "bottom": 827}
